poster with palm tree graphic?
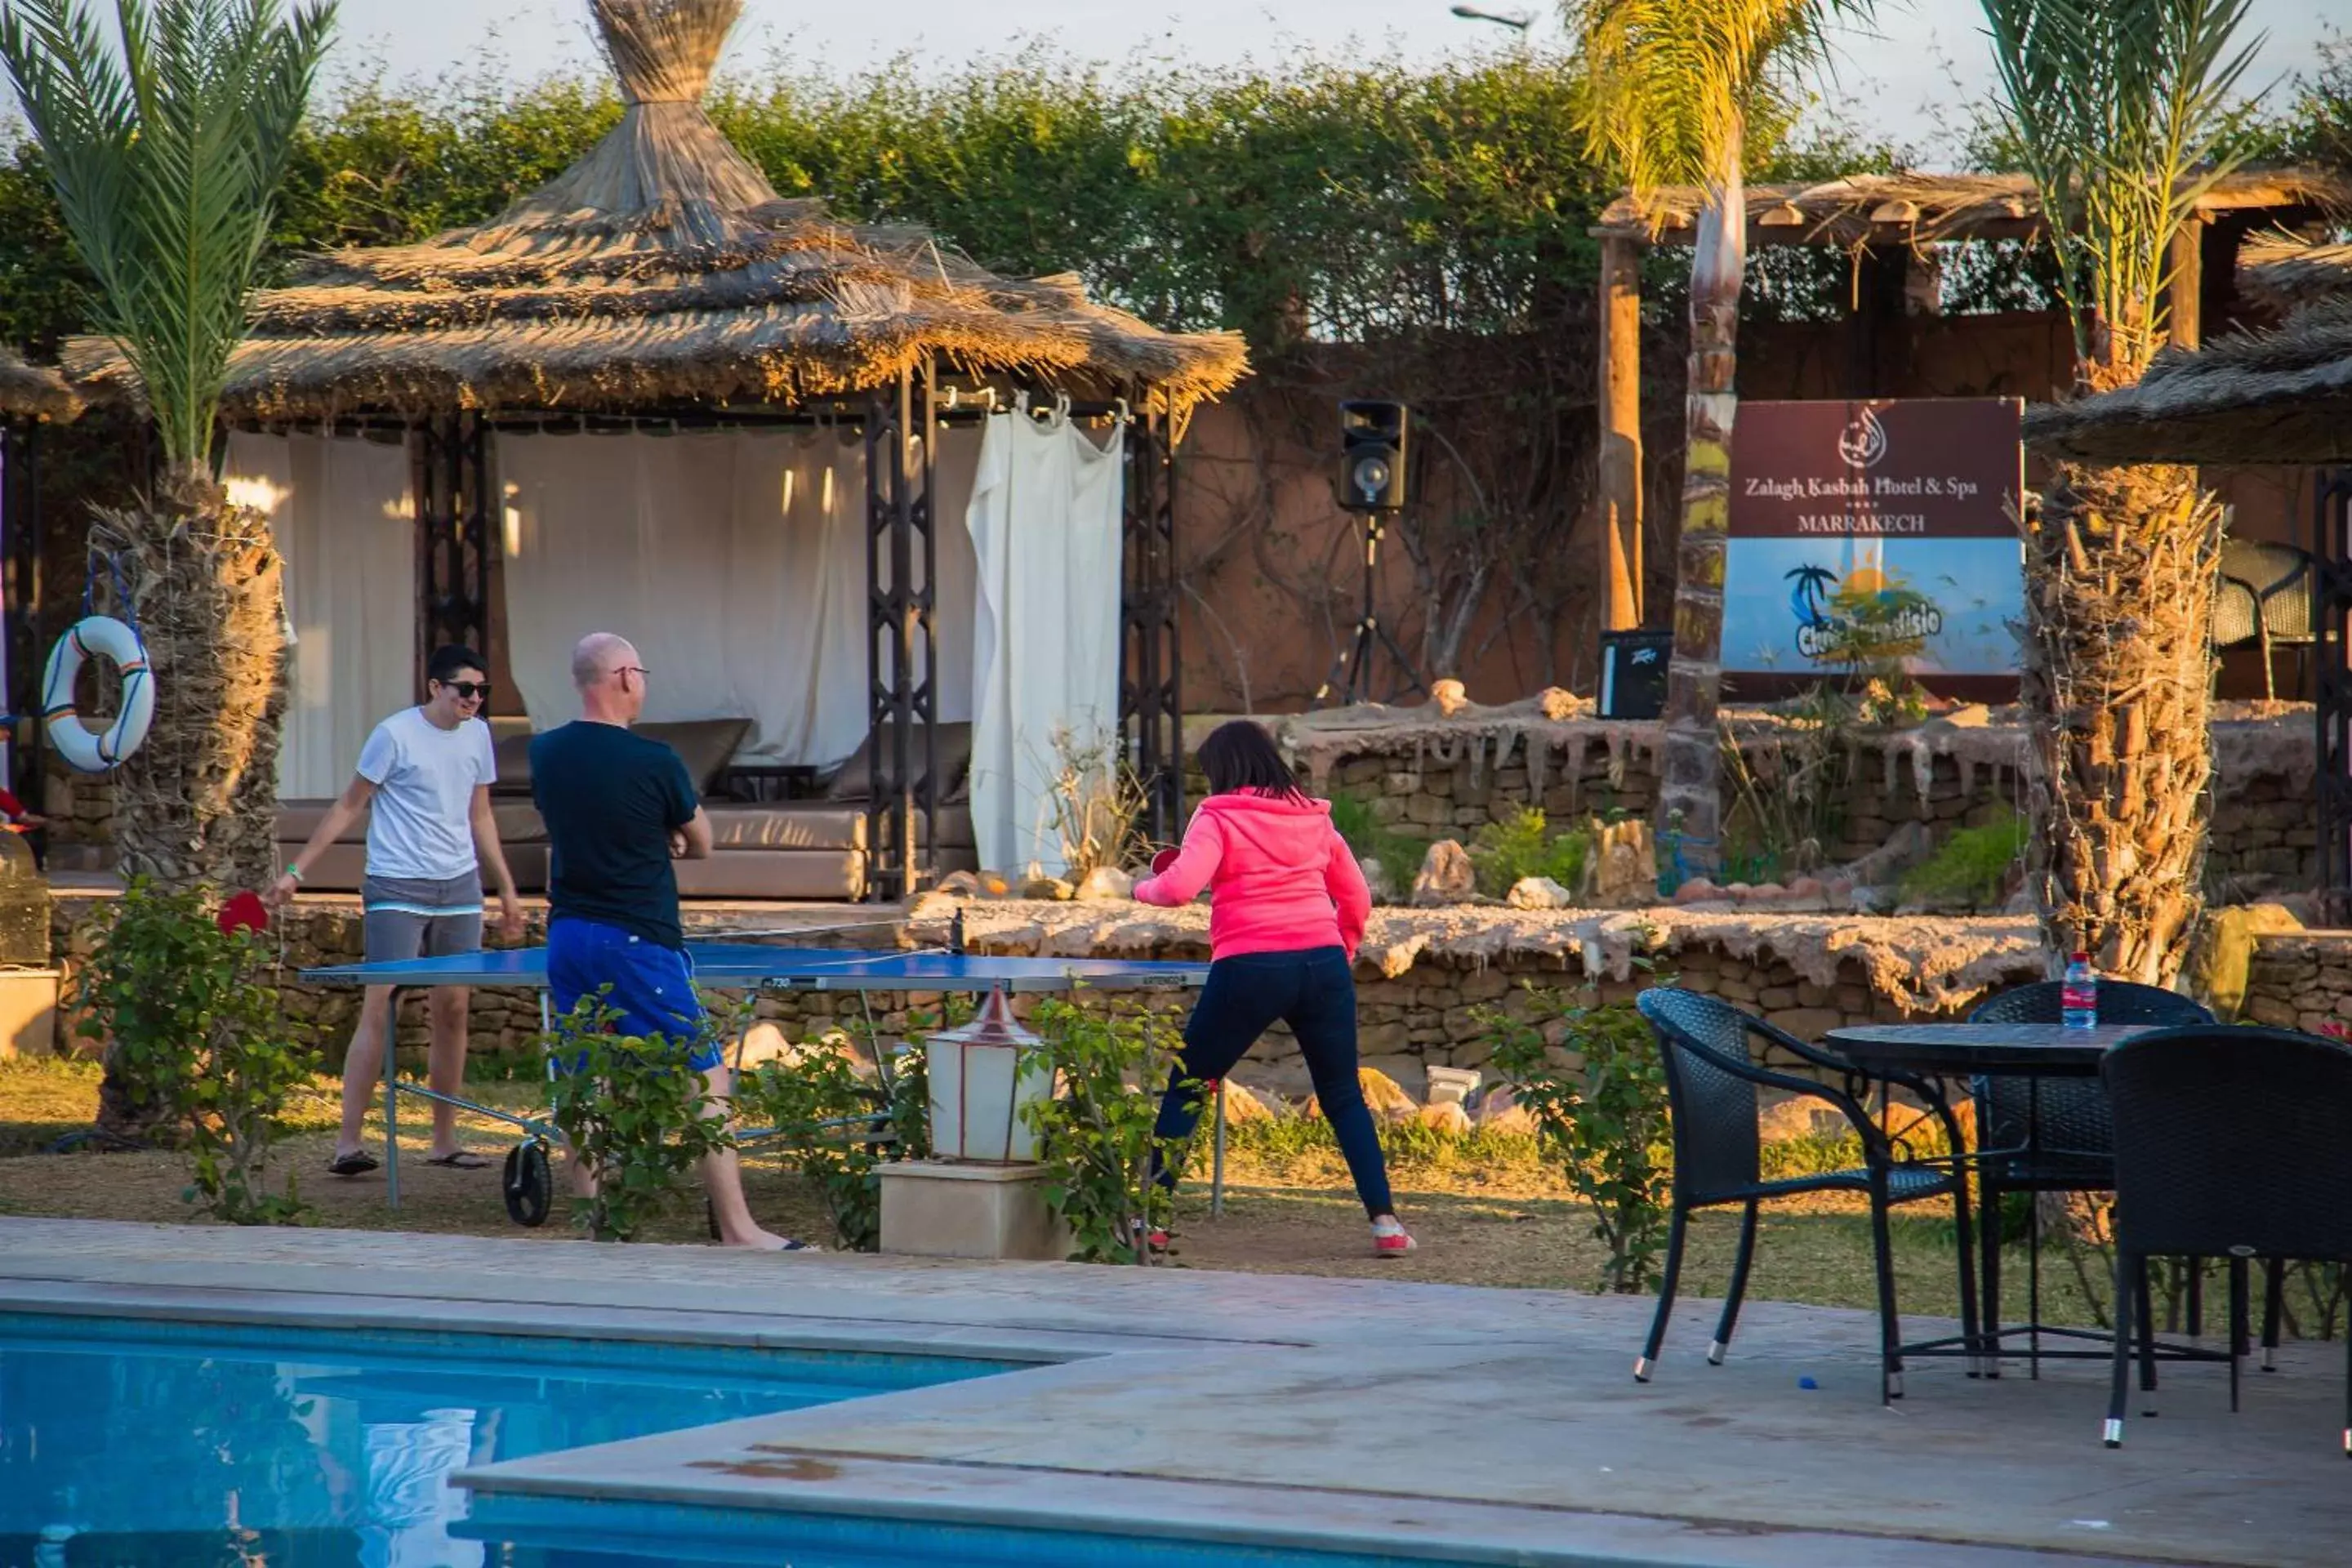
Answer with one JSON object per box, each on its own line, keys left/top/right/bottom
{"left": 1722, "top": 399, "right": 2025, "bottom": 688}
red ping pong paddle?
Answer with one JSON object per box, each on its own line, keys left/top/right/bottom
{"left": 217, "top": 890, "right": 270, "bottom": 938}
{"left": 1150, "top": 847, "right": 1180, "bottom": 877}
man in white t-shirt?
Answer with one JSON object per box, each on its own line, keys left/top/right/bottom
{"left": 270, "top": 645, "right": 525, "bottom": 1174}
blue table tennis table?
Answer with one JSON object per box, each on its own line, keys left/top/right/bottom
{"left": 301, "top": 932, "right": 1214, "bottom": 1225}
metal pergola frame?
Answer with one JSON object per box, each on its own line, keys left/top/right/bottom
{"left": 2313, "top": 466, "right": 2352, "bottom": 924}
{"left": 0, "top": 417, "right": 41, "bottom": 805}
{"left": 235, "top": 360, "right": 1186, "bottom": 902}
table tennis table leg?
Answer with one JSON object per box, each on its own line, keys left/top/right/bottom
{"left": 384, "top": 1004, "right": 401, "bottom": 1212}
{"left": 1211, "top": 1080, "right": 1227, "bottom": 1219}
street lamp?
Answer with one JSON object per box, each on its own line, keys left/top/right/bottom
{"left": 1450, "top": 4, "right": 1532, "bottom": 28}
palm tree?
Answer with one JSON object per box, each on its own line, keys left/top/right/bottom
{"left": 2, "top": 0, "right": 335, "bottom": 1131}
{"left": 1561, "top": 0, "right": 1875, "bottom": 879}
{"left": 1980, "top": 0, "right": 2261, "bottom": 983}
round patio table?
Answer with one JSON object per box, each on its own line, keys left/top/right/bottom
{"left": 1821, "top": 1020, "right": 2224, "bottom": 1381}
{"left": 1824, "top": 1022, "right": 2154, "bottom": 1077}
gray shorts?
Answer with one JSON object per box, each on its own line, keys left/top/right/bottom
{"left": 361, "top": 871, "right": 484, "bottom": 967}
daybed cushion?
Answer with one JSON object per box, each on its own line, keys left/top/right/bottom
{"left": 638, "top": 718, "right": 753, "bottom": 793}
{"left": 488, "top": 717, "right": 535, "bottom": 795}
{"left": 701, "top": 803, "right": 973, "bottom": 853}
{"left": 674, "top": 850, "right": 866, "bottom": 902}
{"left": 826, "top": 722, "right": 974, "bottom": 804}
{"left": 274, "top": 799, "right": 548, "bottom": 845}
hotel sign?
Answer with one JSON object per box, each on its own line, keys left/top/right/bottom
{"left": 1722, "top": 398, "right": 2026, "bottom": 684}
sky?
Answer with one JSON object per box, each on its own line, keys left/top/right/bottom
{"left": 313, "top": 0, "right": 2346, "bottom": 160}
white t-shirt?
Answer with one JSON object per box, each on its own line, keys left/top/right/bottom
{"left": 355, "top": 709, "right": 496, "bottom": 881}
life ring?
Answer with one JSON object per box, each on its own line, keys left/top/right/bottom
{"left": 42, "top": 616, "right": 154, "bottom": 773}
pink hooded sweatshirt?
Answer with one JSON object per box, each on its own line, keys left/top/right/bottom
{"left": 1133, "top": 791, "right": 1371, "bottom": 962}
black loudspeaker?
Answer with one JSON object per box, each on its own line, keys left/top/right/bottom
{"left": 1598, "top": 630, "right": 1673, "bottom": 719}
{"left": 1339, "top": 400, "right": 1408, "bottom": 512}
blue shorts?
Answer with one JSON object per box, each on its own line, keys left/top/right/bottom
{"left": 546, "top": 916, "right": 722, "bottom": 1072}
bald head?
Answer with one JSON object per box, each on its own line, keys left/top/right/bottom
{"left": 572, "top": 633, "right": 638, "bottom": 688}
{"left": 572, "top": 632, "right": 645, "bottom": 725}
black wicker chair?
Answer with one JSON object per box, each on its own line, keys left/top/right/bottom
{"left": 1968, "top": 982, "right": 2217, "bottom": 1365}
{"left": 1636, "top": 988, "right": 1978, "bottom": 1404}
{"left": 2100, "top": 1026, "right": 2352, "bottom": 1454}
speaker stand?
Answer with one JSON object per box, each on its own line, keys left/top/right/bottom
{"left": 1314, "top": 515, "right": 1428, "bottom": 707}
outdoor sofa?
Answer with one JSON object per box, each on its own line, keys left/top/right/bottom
{"left": 270, "top": 716, "right": 978, "bottom": 902}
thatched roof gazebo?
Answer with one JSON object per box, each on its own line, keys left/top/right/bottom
{"left": 1584, "top": 167, "right": 2347, "bottom": 634}
{"left": 0, "top": 349, "right": 78, "bottom": 425}
{"left": 2023, "top": 300, "right": 2352, "bottom": 466}
{"left": 2239, "top": 235, "right": 2352, "bottom": 314}
{"left": 64, "top": 0, "right": 1245, "bottom": 897}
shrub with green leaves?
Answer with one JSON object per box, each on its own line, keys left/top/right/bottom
{"left": 1477, "top": 978, "right": 1673, "bottom": 1294}
{"left": 1022, "top": 999, "right": 1190, "bottom": 1263}
{"left": 1327, "top": 791, "right": 1431, "bottom": 901}
{"left": 737, "top": 1036, "right": 898, "bottom": 1251}
{"left": 1900, "top": 810, "right": 2029, "bottom": 911}
{"left": 1469, "top": 808, "right": 1591, "bottom": 898}
{"left": 541, "top": 994, "right": 736, "bottom": 1242}
{"left": 74, "top": 880, "right": 315, "bottom": 1224}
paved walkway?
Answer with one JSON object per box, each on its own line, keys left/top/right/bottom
{"left": 2, "top": 1218, "right": 2341, "bottom": 1566}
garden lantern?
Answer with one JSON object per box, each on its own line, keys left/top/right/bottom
{"left": 924, "top": 984, "right": 1051, "bottom": 1163}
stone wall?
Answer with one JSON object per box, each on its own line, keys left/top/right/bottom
{"left": 2242, "top": 932, "right": 2352, "bottom": 1036}
{"left": 1263, "top": 702, "right": 2319, "bottom": 902}
{"left": 48, "top": 889, "right": 2054, "bottom": 1101}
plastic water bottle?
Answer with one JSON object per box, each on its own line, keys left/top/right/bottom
{"left": 2061, "top": 952, "right": 2097, "bottom": 1030}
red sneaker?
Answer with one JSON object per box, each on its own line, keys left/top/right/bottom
{"left": 1371, "top": 1216, "right": 1415, "bottom": 1258}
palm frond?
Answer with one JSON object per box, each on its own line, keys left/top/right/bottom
{"left": 1980, "top": 0, "right": 2265, "bottom": 385}
{"left": 0, "top": 0, "right": 335, "bottom": 467}
{"left": 1562, "top": 0, "right": 1878, "bottom": 203}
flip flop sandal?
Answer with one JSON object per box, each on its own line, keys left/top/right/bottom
{"left": 327, "top": 1152, "right": 380, "bottom": 1177}
{"left": 424, "top": 1151, "right": 492, "bottom": 1169}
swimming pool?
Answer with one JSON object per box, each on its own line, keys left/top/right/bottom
{"left": 0, "top": 1312, "right": 1509, "bottom": 1567}
{"left": 0, "top": 1312, "right": 1011, "bottom": 1567}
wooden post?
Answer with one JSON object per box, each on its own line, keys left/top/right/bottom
{"left": 1599, "top": 234, "right": 1644, "bottom": 630}
{"left": 2168, "top": 217, "right": 2204, "bottom": 350}
{"left": 1847, "top": 245, "right": 1910, "bottom": 397}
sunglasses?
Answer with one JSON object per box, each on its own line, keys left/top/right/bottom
{"left": 439, "top": 681, "right": 492, "bottom": 702}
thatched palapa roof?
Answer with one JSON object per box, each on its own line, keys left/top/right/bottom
{"left": 2022, "top": 299, "right": 2352, "bottom": 465}
{"left": 2239, "top": 235, "right": 2352, "bottom": 312}
{"left": 1597, "top": 170, "right": 2349, "bottom": 247}
{"left": 0, "top": 347, "right": 78, "bottom": 422}
{"left": 65, "top": 0, "right": 1245, "bottom": 421}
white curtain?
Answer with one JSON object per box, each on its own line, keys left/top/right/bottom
{"left": 966, "top": 410, "right": 1125, "bottom": 875}
{"left": 225, "top": 431, "right": 416, "bottom": 800}
{"left": 497, "top": 429, "right": 979, "bottom": 765}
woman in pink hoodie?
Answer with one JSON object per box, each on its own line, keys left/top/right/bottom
{"left": 1134, "top": 720, "right": 1413, "bottom": 1257}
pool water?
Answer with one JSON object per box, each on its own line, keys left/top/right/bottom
{"left": 0, "top": 1313, "right": 1008, "bottom": 1568}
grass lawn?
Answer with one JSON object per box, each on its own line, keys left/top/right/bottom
{"left": 0, "top": 1056, "right": 2127, "bottom": 1330}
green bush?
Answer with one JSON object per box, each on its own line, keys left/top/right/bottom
{"left": 737, "top": 1037, "right": 895, "bottom": 1251}
{"left": 541, "top": 995, "right": 737, "bottom": 1242}
{"left": 1469, "top": 808, "right": 1591, "bottom": 898}
{"left": 74, "top": 881, "right": 316, "bottom": 1224}
{"left": 1900, "top": 811, "right": 2029, "bottom": 911}
{"left": 1022, "top": 999, "right": 1190, "bottom": 1263}
{"left": 1477, "top": 978, "right": 1673, "bottom": 1294}
{"left": 1327, "top": 791, "right": 1431, "bottom": 901}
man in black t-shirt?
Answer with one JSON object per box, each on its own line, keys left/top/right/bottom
{"left": 531, "top": 632, "right": 800, "bottom": 1250}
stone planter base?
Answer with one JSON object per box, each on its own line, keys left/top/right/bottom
{"left": 879, "top": 1160, "right": 1072, "bottom": 1262}
{"left": 0, "top": 968, "right": 58, "bottom": 1058}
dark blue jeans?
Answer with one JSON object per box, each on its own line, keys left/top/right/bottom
{"left": 1153, "top": 947, "right": 1394, "bottom": 1218}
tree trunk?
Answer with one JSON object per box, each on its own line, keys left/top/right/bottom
{"left": 2020, "top": 460, "right": 2221, "bottom": 985}
{"left": 1655, "top": 134, "right": 1744, "bottom": 880}
{"left": 91, "top": 466, "right": 288, "bottom": 1140}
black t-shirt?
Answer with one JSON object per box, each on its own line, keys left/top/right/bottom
{"left": 530, "top": 720, "right": 699, "bottom": 949}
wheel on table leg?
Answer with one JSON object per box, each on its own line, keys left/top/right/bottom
{"left": 503, "top": 1138, "right": 553, "bottom": 1228}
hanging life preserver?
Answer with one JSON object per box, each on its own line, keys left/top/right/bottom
{"left": 42, "top": 617, "right": 155, "bottom": 773}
